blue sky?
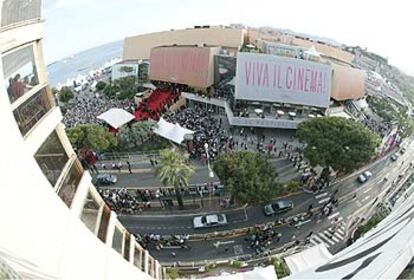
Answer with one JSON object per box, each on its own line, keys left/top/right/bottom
{"left": 43, "top": 0, "right": 414, "bottom": 75}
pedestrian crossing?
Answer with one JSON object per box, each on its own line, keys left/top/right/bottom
{"left": 315, "top": 191, "right": 330, "bottom": 204}
{"left": 309, "top": 220, "right": 347, "bottom": 248}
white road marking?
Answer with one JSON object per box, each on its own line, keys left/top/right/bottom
{"left": 328, "top": 212, "right": 340, "bottom": 220}
{"left": 315, "top": 192, "right": 329, "bottom": 199}
{"left": 310, "top": 239, "right": 320, "bottom": 245}
{"left": 318, "top": 197, "right": 331, "bottom": 204}
{"left": 319, "top": 232, "right": 335, "bottom": 245}
{"left": 334, "top": 232, "right": 345, "bottom": 240}
{"left": 331, "top": 235, "right": 340, "bottom": 242}
{"left": 337, "top": 228, "right": 345, "bottom": 235}
{"left": 363, "top": 187, "right": 372, "bottom": 194}
{"left": 362, "top": 196, "right": 371, "bottom": 202}
{"left": 330, "top": 216, "right": 343, "bottom": 224}
{"left": 312, "top": 235, "right": 327, "bottom": 247}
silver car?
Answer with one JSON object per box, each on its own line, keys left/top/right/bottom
{"left": 193, "top": 214, "right": 227, "bottom": 229}
{"left": 264, "top": 200, "right": 294, "bottom": 216}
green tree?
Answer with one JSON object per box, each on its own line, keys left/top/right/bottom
{"left": 104, "top": 76, "right": 136, "bottom": 100}
{"left": 213, "top": 151, "right": 278, "bottom": 205}
{"left": 66, "top": 124, "right": 117, "bottom": 152}
{"left": 95, "top": 81, "right": 107, "bottom": 91}
{"left": 58, "top": 86, "right": 74, "bottom": 103}
{"left": 272, "top": 258, "right": 290, "bottom": 278}
{"left": 120, "top": 65, "right": 135, "bottom": 76}
{"left": 103, "top": 84, "right": 119, "bottom": 98}
{"left": 297, "top": 117, "right": 380, "bottom": 173}
{"left": 117, "top": 121, "right": 154, "bottom": 149}
{"left": 156, "top": 149, "right": 194, "bottom": 210}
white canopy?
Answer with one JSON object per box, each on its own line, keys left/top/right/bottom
{"left": 330, "top": 111, "right": 352, "bottom": 119}
{"left": 284, "top": 244, "right": 333, "bottom": 275}
{"left": 97, "top": 108, "right": 135, "bottom": 129}
{"left": 153, "top": 118, "right": 194, "bottom": 144}
{"left": 142, "top": 82, "right": 156, "bottom": 90}
{"left": 305, "top": 45, "right": 321, "bottom": 58}
{"left": 204, "top": 265, "right": 277, "bottom": 280}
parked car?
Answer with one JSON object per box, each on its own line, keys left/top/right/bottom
{"left": 213, "top": 184, "right": 225, "bottom": 196}
{"left": 263, "top": 200, "right": 294, "bottom": 216}
{"left": 357, "top": 171, "right": 373, "bottom": 183}
{"left": 391, "top": 153, "right": 399, "bottom": 161}
{"left": 400, "top": 147, "right": 407, "bottom": 154}
{"left": 94, "top": 174, "right": 118, "bottom": 186}
{"left": 193, "top": 214, "right": 227, "bottom": 229}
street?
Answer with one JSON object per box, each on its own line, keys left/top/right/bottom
{"left": 116, "top": 142, "right": 414, "bottom": 263}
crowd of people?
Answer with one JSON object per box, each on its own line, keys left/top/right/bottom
{"left": 63, "top": 92, "right": 133, "bottom": 128}
{"left": 246, "top": 224, "right": 282, "bottom": 254}
{"left": 164, "top": 105, "right": 229, "bottom": 160}
{"left": 135, "top": 234, "right": 190, "bottom": 251}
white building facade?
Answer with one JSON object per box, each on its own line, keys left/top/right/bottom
{"left": 0, "top": 1, "right": 162, "bottom": 279}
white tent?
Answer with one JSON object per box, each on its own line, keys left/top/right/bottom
{"left": 97, "top": 108, "right": 135, "bottom": 129}
{"left": 153, "top": 118, "right": 194, "bottom": 144}
{"left": 284, "top": 244, "right": 333, "bottom": 275}
{"left": 329, "top": 111, "right": 352, "bottom": 119}
{"left": 203, "top": 266, "right": 277, "bottom": 280}
{"left": 304, "top": 45, "right": 321, "bottom": 58}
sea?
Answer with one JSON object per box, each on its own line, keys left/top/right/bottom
{"left": 47, "top": 40, "right": 124, "bottom": 87}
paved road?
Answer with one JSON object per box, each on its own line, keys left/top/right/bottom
{"left": 98, "top": 157, "right": 301, "bottom": 189}
{"left": 119, "top": 143, "right": 414, "bottom": 262}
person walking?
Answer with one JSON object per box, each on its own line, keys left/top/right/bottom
{"left": 126, "top": 161, "right": 132, "bottom": 174}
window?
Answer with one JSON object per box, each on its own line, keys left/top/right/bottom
{"left": 124, "top": 234, "right": 131, "bottom": 261}
{"left": 98, "top": 205, "right": 111, "bottom": 242}
{"left": 34, "top": 131, "right": 68, "bottom": 186}
{"left": 56, "top": 160, "right": 82, "bottom": 207}
{"left": 112, "top": 226, "right": 124, "bottom": 254}
{"left": 1, "top": 0, "right": 41, "bottom": 28}
{"left": 13, "top": 88, "right": 53, "bottom": 136}
{"left": 134, "top": 245, "right": 144, "bottom": 270}
{"left": 80, "top": 192, "right": 101, "bottom": 234}
{"left": 2, "top": 45, "right": 39, "bottom": 103}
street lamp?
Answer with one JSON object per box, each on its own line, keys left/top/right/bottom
{"left": 204, "top": 143, "right": 215, "bottom": 178}
{"left": 204, "top": 143, "right": 215, "bottom": 209}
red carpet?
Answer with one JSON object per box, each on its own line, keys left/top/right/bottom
{"left": 134, "top": 89, "right": 180, "bottom": 121}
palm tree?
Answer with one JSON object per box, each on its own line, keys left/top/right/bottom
{"left": 156, "top": 149, "right": 194, "bottom": 210}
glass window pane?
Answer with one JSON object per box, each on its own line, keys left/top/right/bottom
{"left": 1, "top": 0, "right": 41, "bottom": 27}
{"left": 80, "top": 192, "right": 101, "bottom": 234}
{"left": 112, "top": 227, "right": 124, "bottom": 254}
{"left": 13, "top": 88, "right": 53, "bottom": 136}
{"left": 134, "top": 247, "right": 143, "bottom": 270}
{"left": 34, "top": 131, "right": 68, "bottom": 186}
{"left": 2, "top": 45, "right": 40, "bottom": 103}
{"left": 98, "top": 205, "right": 111, "bottom": 242}
{"left": 57, "top": 161, "right": 82, "bottom": 207}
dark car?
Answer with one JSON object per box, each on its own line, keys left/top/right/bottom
{"left": 94, "top": 174, "right": 118, "bottom": 186}
{"left": 391, "top": 153, "right": 399, "bottom": 161}
{"left": 264, "top": 200, "right": 294, "bottom": 216}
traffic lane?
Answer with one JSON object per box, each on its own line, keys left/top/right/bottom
{"left": 341, "top": 149, "right": 414, "bottom": 203}
{"left": 119, "top": 208, "right": 249, "bottom": 235}
{"left": 333, "top": 155, "right": 392, "bottom": 198}
{"left": 119, "top": 192, "right": 316, "bottom": 235}
{"left": 151, "top": 213, "right": 320, "bottom": 263}
{"left": 152, "top": 224, "right": 301, "bottom": 262}
{"left": 108, "top": 167, "right": 215, "bottom": 189}
{"left": 102, "top": 159, "right": 299, "bottom": 189}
